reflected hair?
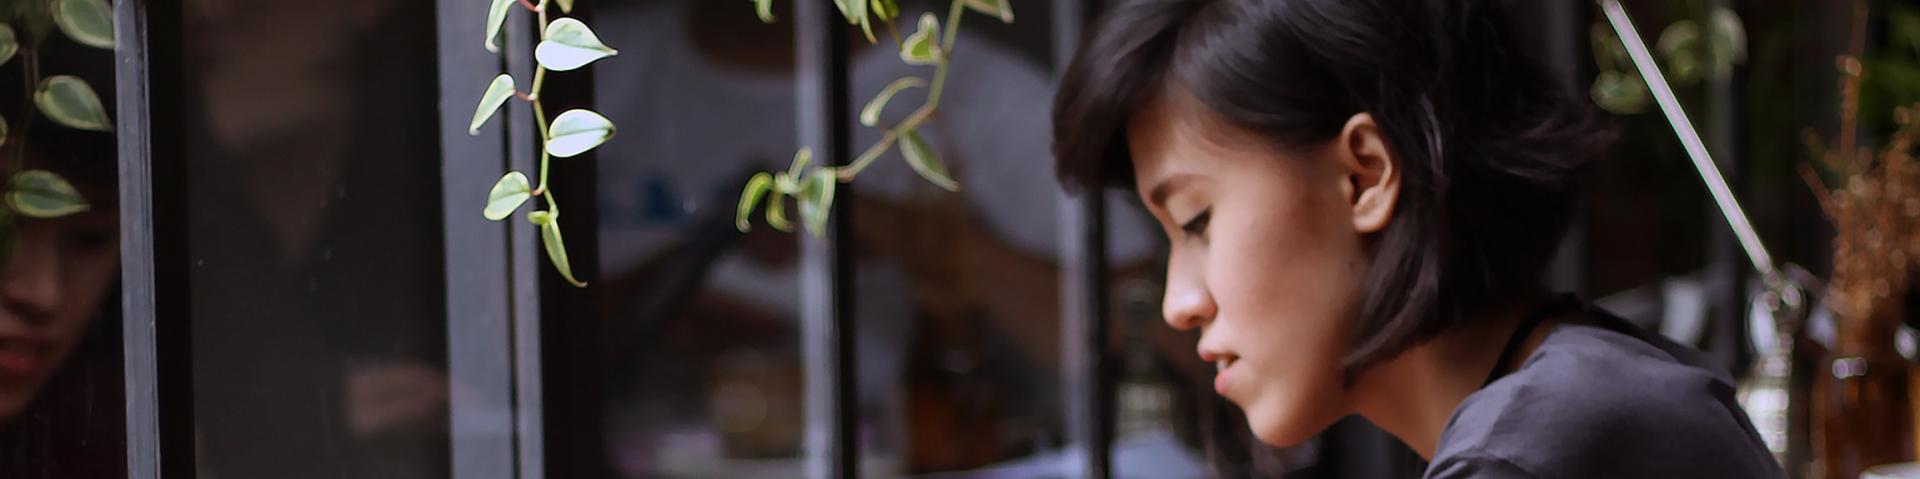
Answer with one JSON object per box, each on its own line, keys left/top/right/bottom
{"left": 1053, "top": 0, "right": 1613, "bottom": 379}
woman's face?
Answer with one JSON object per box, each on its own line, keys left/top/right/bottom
{"left": 1126, "top": 91, "right": 1396, "bottom": 446}
{"left": 0, "top": 171, "right": 119, "bottom": 420}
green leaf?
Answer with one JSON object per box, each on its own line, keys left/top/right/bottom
{"left": 1591, "top": 70, "right": 1649, "bottom": 115}
{"left": 736, "top": 172, "right": 773, "bottom": 232}
{"left": 798, "top": 168, "right": 837, "bottom": 238}
{"left": 1589, "top": 22, "right": 1629, "bottom": 72}
{"left": 785, "top": 147, "right": 812, "bottom": 182}
{"left": 35, "top": 75, "right": 111, "bottom": 131}
{"left": 831, "top": 0, "right": 855, "bottom": 21}
{"left": 0, "top": 112, "right": 9, "bottom": 148}
{"left": 1655, "top": 20, "right": 1702, "bottom": 87}
{"left": 765, "top": 190, "right": 793, "bottom": 232}
{"left": 536, "top": 18, "right": 617, "bottom": 71}
{"left": 861, "top": 77, "right": 925, "bottom": 127}
{"left": 7, "top": 170, "right": 89, "bottom": 218}
{"left": 545, "top": 109, "right": 615, "bottom": 157}
{"left": 753, "top": 0, "right": 776, "bottom": 23}
{"left": 899, "top": 13, "right": 940, "bottom": 65}
{"left": 52, "top": 0, "right": 111, "bottom": 49}
{"left": 540, "top": 215, "right": 588, "bottom": 287}
{"left": 0, "top": 24, "right": 18, "bottom": 67}
{"left": 484, "top": 171, "right": 532, "bottom": 221}
{"left": 529, "top": 209, "right": 553, "bottom": 225}
{"left": 853, "top": 0, "right": 875, "bottom": 43}
{"left": 1707, "top": 8, "right": 1746, "bottom": 64}
{"left": 485, "top": 0, "right": 514, "bottom": 53}
{"left": 870, "top": 0, "right": 898, "bottom": 21}
{"left": 900, "top": 130, "right": 959, "bottom": 191}
{"left": 555, "top": 0, "right": 574, "bottom": 13}
{"left": 962, "top": 0, "right": 1013, "bottom": 23}
{"left": 470, "top": 74, "right": 515, "bottom": 135}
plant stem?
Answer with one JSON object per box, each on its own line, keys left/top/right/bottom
{"left": 530, "top": 67, "right": 547, "bottom": 101}
{"left": 535, "top": 100, "right": 551, "bottom": 193}
{"left": 837, "top": 1, "right": 966, "bottom": 181}
{"left": 9, "top": 52, "right": 39, "bottom": 175}
{"left": 533, "top": 7, "right": 554, "bottom": 196}
{"left": 839, "top": 100, "right": 938, "bottom": 179}
{"left": 925, "top": 55, "right": 951, "bottom": 110}
{"left": 941, "top": 0, "right": 964, "bottom": 53}
{"left": 839, "top": 132, "right": 897, "bottom": 180}
{"left": 884, "top": 17, "right": 903, "bottom": 49}
{"left": 927, "top": 0, "right": 962, "bottom": 107}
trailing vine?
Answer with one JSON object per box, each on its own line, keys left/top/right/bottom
{"left": 734, "top": 0, "right": 1015, "bottom": 237}
{"left": 0, "top": 0, "right": 115, "bottom": 271}
{"left": 474, "top": 0, "right": 1010, "bottom": 287}
{"left": 471, "top": 0, "right": 618, "bottom": 287}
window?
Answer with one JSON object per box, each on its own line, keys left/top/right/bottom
{"left": 178, "top": 1, "right": 452, "bottom": 476}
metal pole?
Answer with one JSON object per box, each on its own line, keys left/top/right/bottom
{"left": 1596, "top": 0, "right": 1781, "bottom": 286}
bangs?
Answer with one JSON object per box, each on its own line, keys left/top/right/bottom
{"left": 1050, "top": 0, "right": 1207, "bottom": 193}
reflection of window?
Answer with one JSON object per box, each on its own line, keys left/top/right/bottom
{"left": 180, "top": 0, "right": 452, "bottom": 477}
{"left": 0, "top": 15, "right": 125, "bottom": 479}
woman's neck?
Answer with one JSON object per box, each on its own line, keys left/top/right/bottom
{"left": 1350, "top": 294, "right": 1553, "bottom": 460}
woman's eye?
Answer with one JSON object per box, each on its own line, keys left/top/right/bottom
{"left": 1179, "top": 208, "right": 1211, "bottom": 238}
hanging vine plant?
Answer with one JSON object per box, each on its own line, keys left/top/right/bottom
{"left": 0, "top": 0, "right": 116, "bottom": 270}
{"left": 735, "top": 0, "right": 1016, "bottom": 238}
{"left": 470, "top": 0, "right": 619, "bottom": 288}
{"left": 471, "top": 0, "right": 1012, "bottom": 287}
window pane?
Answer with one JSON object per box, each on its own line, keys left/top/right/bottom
{"left": 181, "top": 1, "right": 450, "bottom": 476}
{"left": 0, "top": 36, "right": 125, "bottom": 479}
{"left": 842, "top": 2, "right": 1093, "bottom": 475}
{"left": 589, "top": 0, "right": 806, "bottom": 476}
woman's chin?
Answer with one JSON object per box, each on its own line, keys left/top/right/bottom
{"left": 1244, "top": 405, "right": 1320, "bottom": 446}
{"left": 1243, "top": 402, "right": 1324, "bottom": 447}
{"left": 0, "top": 389, "right": 28, "bottom": 423}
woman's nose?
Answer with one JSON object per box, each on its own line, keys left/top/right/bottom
{"left": 1161, "top": 268, "right": 1216, "bottom": 331}
{"left": 0, "top": 225, "right": 63, "bottom": 319}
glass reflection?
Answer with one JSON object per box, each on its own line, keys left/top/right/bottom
{"left": 184, "top": 0, "right": 451, "bottom": 477}
{"left": 0, "top": 37, "right": 124, "bottom": 478}
{"left": 592, "top": 0, "right": 807, "bottom": 476}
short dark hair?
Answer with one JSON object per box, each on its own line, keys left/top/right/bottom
{"left": 1053, "top": 0, "right": 1613, "bottom": 379}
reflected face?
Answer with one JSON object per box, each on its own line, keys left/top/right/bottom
{"left": 0, "top": 168, "right": 119, "bottom": 420}
{"left": 1127, "top": 91, "right": 1368, "bottom": 446}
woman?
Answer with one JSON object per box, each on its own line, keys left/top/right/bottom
{"left": 0, "top": 107, "right": 125, "bottom": 479}
{"left": 0, "top": 35, "right": 126, "bottom": 478}
{"left": 1052, "top": 0, "right": 1783, "bottom": 477}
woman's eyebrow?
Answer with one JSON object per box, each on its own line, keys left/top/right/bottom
{"left": 1146, "top": 173, "right": 1200, "bottom": 209}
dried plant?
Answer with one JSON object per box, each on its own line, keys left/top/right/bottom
{"left": 1800, "top": 54, "right": 1920, "bottom": 342}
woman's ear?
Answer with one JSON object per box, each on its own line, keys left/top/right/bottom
{"left": 1337, "top": 113, "right": 1399, "bottom": 234}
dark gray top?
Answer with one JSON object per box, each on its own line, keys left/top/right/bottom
{"left": 1424, "top": 313, "right": 1785, "bottom": 478}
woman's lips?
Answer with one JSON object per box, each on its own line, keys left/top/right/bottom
{"left": 1212, "top": 356, "right": 1237, "bottom": 396}
{"left": 0, "top": 340, "right": 44, "bottom": 377}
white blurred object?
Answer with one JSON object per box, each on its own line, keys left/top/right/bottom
{"left": 1863, "top": 463, "right": 1920, "bottom": 479}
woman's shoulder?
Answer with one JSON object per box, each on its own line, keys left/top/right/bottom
{"left": 1428, "top": 316, "right": 1784, "bottom": 478}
